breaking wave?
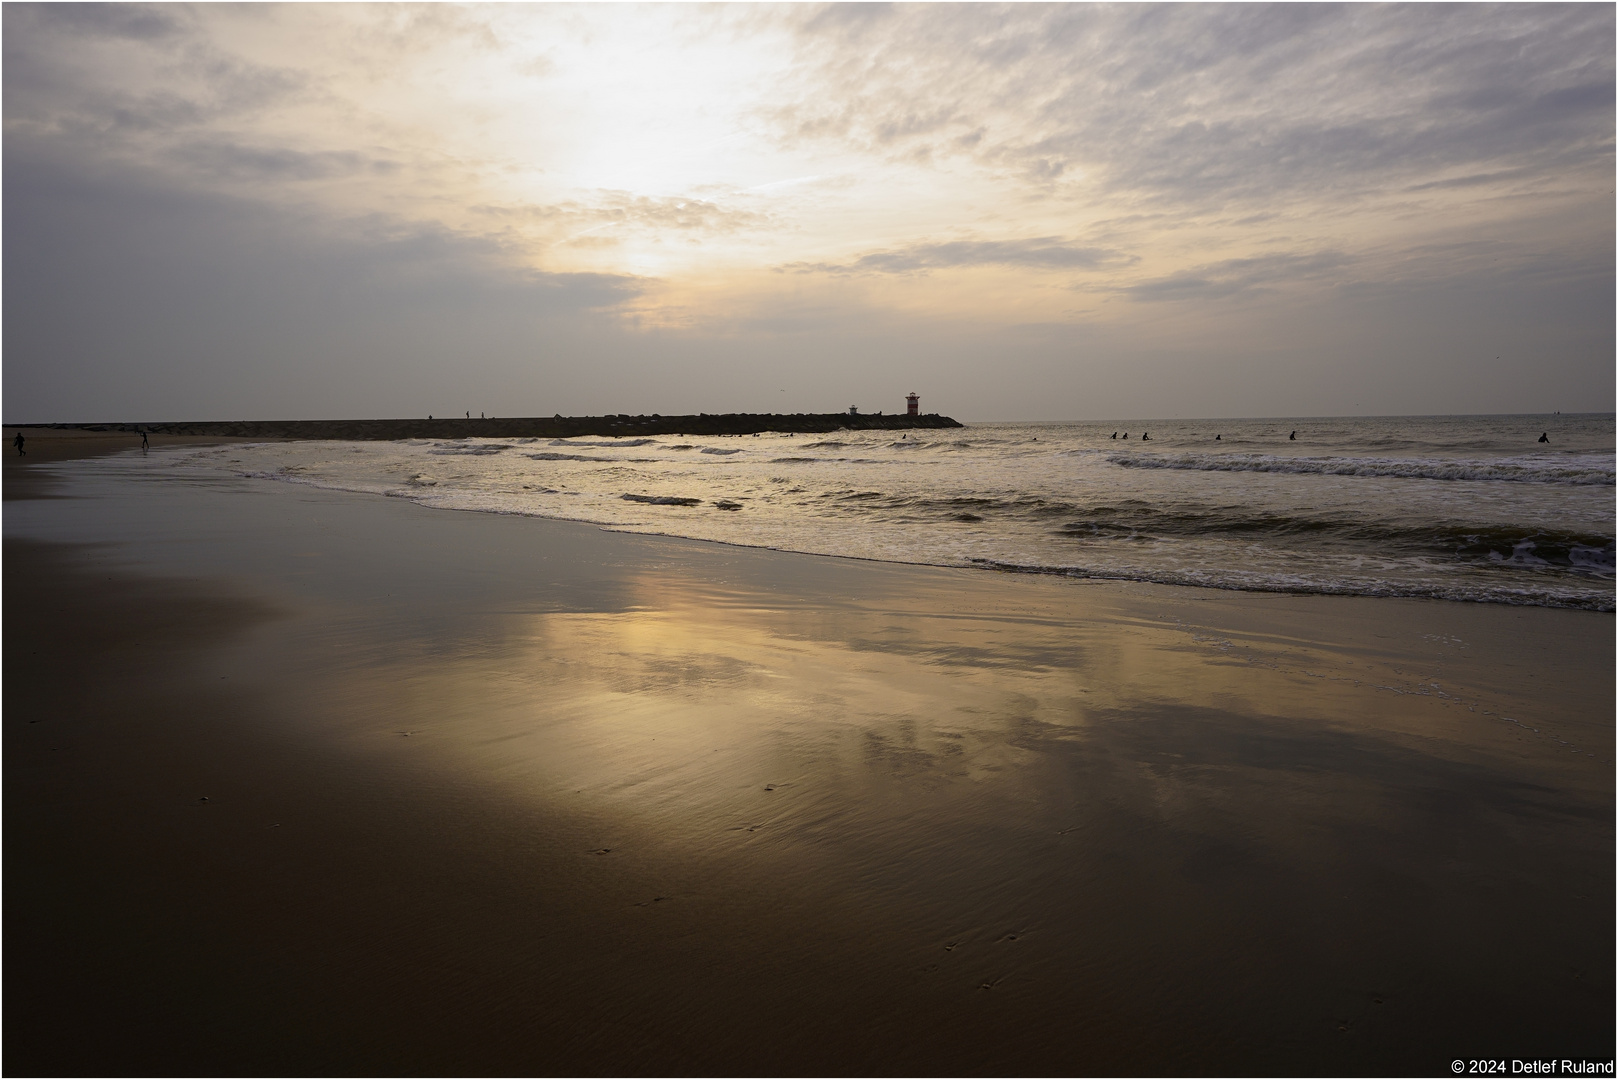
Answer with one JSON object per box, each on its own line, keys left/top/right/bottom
{"left": 1108, "top": 452, "right": 1614, "bottom": 486}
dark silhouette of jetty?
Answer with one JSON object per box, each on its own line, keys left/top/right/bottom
{"left": 14, "top": 412, "right": 964, "bottom": 441}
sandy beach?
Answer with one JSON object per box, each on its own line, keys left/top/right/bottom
{"left": 5, "top": 436, "right": 1613, "bottom": 1075}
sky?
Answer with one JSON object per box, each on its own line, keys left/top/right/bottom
{"left": 4, "top": 3, "right": 1613, "bottom": 423}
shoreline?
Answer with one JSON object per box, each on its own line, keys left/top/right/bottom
{"left": 6, "top": 457, "right": 1613, "bottom": 1073}
{"left": 11, "top": 428, "right": 1614, "bottom": 612}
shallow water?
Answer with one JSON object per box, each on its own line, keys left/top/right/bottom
{"left": 119, "top": 412, "right": 1618, "bottom": 608}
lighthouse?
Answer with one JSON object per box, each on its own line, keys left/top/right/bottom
{"left": 905, "top": 393, "right": 920, "bottom": 416}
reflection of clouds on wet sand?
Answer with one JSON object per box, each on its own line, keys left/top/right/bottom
{"left": 301, "top": 560, "right": 1612, "bottom": 890}
{"left": 286, "top": 561, "right": 1610, "bottom": 1071}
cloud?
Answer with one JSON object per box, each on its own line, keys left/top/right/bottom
{"left": 583, "top": 191, "right": 770, "bottom": 235}
{"left": 1, "top": 4, "right": 1609, "bottom": 421}
{"left": 174, "top": 140, "right": 399, "bottom": 183}
{"left": 1403, "top": 167, "right": 1539, "bottom": 193}
{"left": 1124, "top": 251, "right": 1352, "bottom": 302}
{"left": 3, "top": 156, "right": 648, "bottom": 418}
{"left": 23, "top": 2, "right": 186, "bottom": 43}
{"left": 769, "top": 4, "right": 1614, "bottom": 205}
{"left": 782, "top": 238, "right": 1134, "bottom": 276}
{"left": 476, "top": 191, "right": 773, "bottom": 248}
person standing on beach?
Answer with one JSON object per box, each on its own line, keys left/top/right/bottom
{"left": 12, "top": 432, "right": 25, "bottom": 456}
{"left": 140, "top": 430, "right": 149, "bottom": 452}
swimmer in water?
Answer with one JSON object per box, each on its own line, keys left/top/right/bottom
{"left": 1111, "top": 432, "right": 1118, "bottom": 439}
{"left": 1215, "top": 434, "right": 1221, "bottom": 441}
{"left": 1289, "top": 430, "right": 1297, "bottom": 440}
{"left": 1538, "top": 432, "right": 1550, "bottom": 443}
{"left": 1142, "top": 432, "right": 1150, "bottom": 441}
{"left": 1122, "top": 432, "right": 1128, "bottom": 439}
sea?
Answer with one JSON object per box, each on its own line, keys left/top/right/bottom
{"left": 152, "top": 413, "right": 1613, "bottom": 611}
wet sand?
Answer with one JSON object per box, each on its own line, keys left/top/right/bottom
{"left": 5, "top": 448, "right": 1613, "bottom": 1075}
{"left": 3, "top": 426, "right": 234, "bottom": 498}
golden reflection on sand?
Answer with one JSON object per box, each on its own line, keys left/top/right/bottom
{"left": 306, "top": 564, "right": 1611, "bottom": 862}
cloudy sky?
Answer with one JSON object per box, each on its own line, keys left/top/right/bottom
{"left": 5, "top": 3, "right": 1612, "bottom": 422}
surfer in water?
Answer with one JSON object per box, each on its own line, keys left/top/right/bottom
{"left": 1289, "top": 430, "right": 1297, "bottom": 440}
{"left": 1142, "top": 432, "right": 1150, "bottom": 441}
{"left": 1538, "top": 432, "right": 1550, "bottom": 443}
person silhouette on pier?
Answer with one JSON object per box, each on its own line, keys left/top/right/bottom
{"left": 12, "top": 432, "right": 25, "bottom": 457}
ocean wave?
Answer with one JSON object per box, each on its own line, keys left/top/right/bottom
{"left": 701, "top": 447, "right": 743, "bottom": 455}
{"left": 526, "top": 452, "right": 626, "bottom": 462}
{"left": 622, "top": 493, "right": 702, "bottom": 506}
{"left": 430, "top": 443, "right": 512, "bottom": 456}
{"left": 551, "top": 438, "right": 656, "bottom": 447}
{"left": 1107, "top": 452, "right": 1615, "bottom": 486}
{"left": 964, "top": 558, "right": 1614, "bottom": 612}
{"left": 872, "top": 493, "right": 1615, "bottom": 572}
{"left": 1052, "top": 513, "right": 1613, "bottom": 571}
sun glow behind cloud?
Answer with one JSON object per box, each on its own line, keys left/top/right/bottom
{"left": 3, "top": 3, "right": 1612, "bottom": 419}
